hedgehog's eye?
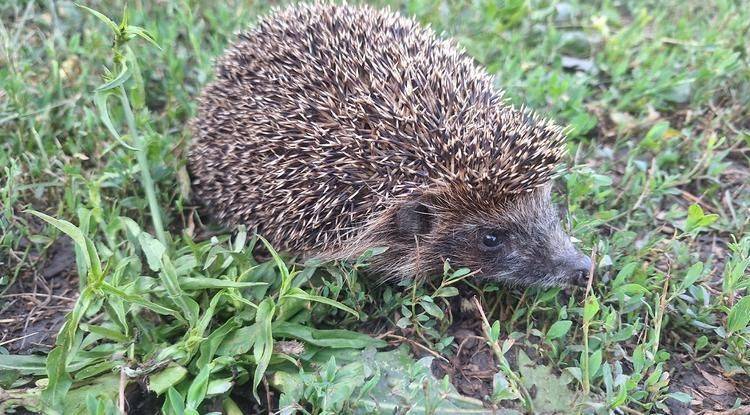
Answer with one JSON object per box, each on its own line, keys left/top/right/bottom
{"left": 480, "top": 230, "right": 503, "bottom": 250}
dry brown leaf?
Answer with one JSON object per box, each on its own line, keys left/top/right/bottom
{"left": 700, "top": 369, "right": 736, "bottom": 394}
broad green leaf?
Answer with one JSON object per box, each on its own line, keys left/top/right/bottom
{"left": 632, "top": 344, "right": 647, "bottom": 373}
{"left": 516, "top": 349, "right": 576, "bottom": 413}
{"left": 27, "top": 210, "right": 98, "bottom": 279}
{"left": 668, "top": 392, "right": 693, "bottom": 403}
{"left": 695, "top": 335, "right": 709, "bottom": 351}
{"left": 685, "top": 204, "right": 718, "bottom": 234}
{"left": 350, "top": 346, "right": 498, "bottom": 414}
{"left": 73, "top": 360, "right": 118, "bottom": 381}
{"left": 613, "top": 283, "right": 649, "bottom": 296}
{"left": 149, "top": 364, "right": 188, "bottom": 395}
{"left": 727, "top": 296, "right": 750, "bottom": 333}
{"left": 186, "top": 363, "right": 212, "bottom": 412}
{"left": 163, "top": 387, "right": 186, "bottom": 415}
{"left": 80, "top": 324, "right": 129, "bottom": 343}
{"left": 434, "top": 286, "right": 459, "bottom": 298}
{"left": 588, "top": 349, "right": 602, "bottom": 379}
{"left": 223, "top": 398, "right": 244, "bottom": 415}
{"left": 491, "top": 372, "right": 517, "bottom": 402}
{"left": 646, "top": 121, "right": 670, "bottom": 139}
{"left": 139, "top": 232, "right": 166, "bottom": 272}
{"left": 160, "top": 255, "right": 200, "bottom": 325}
{"left": 41, "top": 347, "right": 73, "bottom": 411}
{"left": 420, "top": 299, "right": 445, "bottom": 320}
{"left": 583, "top": 294, "right": 600, "bottom": 322}
{"left": 490, "top": 321, "right": 501, "bottom": 343}
{"left": 613, "top": 262, "right": 639, "bottom": 284}
{"left": 545, "top": 320, "right": 573, "bottom": 341}
{"left": 233, "top": 226, "right": 247, "bottom": 253}
{"left": 206, "top": 378, "right": 233, "bottom": 396}
{"left": 197, "top": 318, "right": 242, "bottom": 368}
{"left": 273, "top": 371, "right": 304, "bottom": 414}
{"left": 64, "top": 373, "right": 121, "bottom": 415}
{"left": 321, "top": 359, "right": 364, "bottom": 411}
{"left": 100, "top": 281, "right": 183, "bottom": 321}
{"left": 681, "top": 262, "right": 704, "bottom": 289}
{"left": 0, "top": 354, "right": 47, "bottom": 373}
{"left": 216, "top": 325, "right": 259, "bottom": 356}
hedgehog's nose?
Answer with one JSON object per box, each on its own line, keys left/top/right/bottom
{"left": 565, "top": 253, "right": 593, "bottom": 286}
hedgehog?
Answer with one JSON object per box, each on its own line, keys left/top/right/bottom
{"left": 189, "top": 3, "right": 592, "bottom": 286}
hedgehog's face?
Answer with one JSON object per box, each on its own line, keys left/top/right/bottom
{"left": 467, "top": 186, "right": 592, "bottom": 287}
{"left": 394, "top": 184, "right": 591, "bottom": 287}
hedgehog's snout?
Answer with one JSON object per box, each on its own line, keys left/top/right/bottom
{"left": 560, "top": 252, "right": 592, "bottom": 286}
{"left": 549, "top": 231, "right": 593, "bottom": 286}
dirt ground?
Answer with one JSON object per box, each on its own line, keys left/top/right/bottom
{"left": 1, "top": 238, "right": 76, "bottom": 354}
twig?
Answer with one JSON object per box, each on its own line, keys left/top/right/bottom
{"left": 619, "top": 405, "right": 647, "bottom": 415}
{"left": 262, "top": 374, "right": 272, "bottom": 414}
{"left": 0, "top": 332, "right": 39, "bottom": 347}
{"left": 0, "top": 293, "right": 77, "bottom": 302}
{"left": 652, "top": 262, "right": 671, "bottom": 356}
{"left": 680, "top": 189, "right": 718, "bottom": 213}
{"left": 384, "top": 333, "right": 449, "bottom": 362}
{"left": 119, "top": 365, "right": 127, "bottom": 414}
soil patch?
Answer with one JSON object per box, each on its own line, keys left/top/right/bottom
{"left": 668, "top": 359, "right": 750, "bottom": 415}
{"left": 431, "top": 322, "right": 496, "bottom": 400}
{"left": 0, "top": 238, "right": 76, "bottom": 353}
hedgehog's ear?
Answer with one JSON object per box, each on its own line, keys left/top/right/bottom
{"left": 395, "top": 200, "right": 434, "bottom": 237}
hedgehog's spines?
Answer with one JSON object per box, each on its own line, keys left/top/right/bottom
{"left": 189, "top": 3, "right": 567, "bottom": 255}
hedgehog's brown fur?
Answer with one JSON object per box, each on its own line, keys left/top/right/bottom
{"left": 190, "top": 3, "right": 587, "bottom": 285}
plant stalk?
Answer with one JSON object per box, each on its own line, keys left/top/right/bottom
{"left": 118, "top": 85, "right": 167, "bottom": 246}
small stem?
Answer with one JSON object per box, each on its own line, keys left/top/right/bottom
{"left": 119, "top": 365, "right": 127, "bottom": 414}
{"left": 384, "top": 334, "right": 449, "bottom": 362}
{"left": 582, "top": 320, "right": 590, "bottom": 394}
{"left": 581, "top": 244, "right": 598, "bottom": 396}
{"left": 695, "top": 342, "right": 725, "bottom": 362}
{"left": 472, "top": 296, "right": 534, "bottom": 413}
{"left": 118, "top": 85, "right": 167, "bottom": 246}
{"left": 652, "top": 271, "right": 670, "bottom": 356}
{"left": 619, "top": 406, "right": 647, "bottom": 415}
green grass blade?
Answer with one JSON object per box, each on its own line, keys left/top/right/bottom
{"left": 284, "top": 287, "right": 358, "bottom": 317}
{"left": 252, "top": 298, "right": 275, "bottom": 402}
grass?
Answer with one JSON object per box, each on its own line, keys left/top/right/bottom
{"left": 1, "top": 0, "right": 748, "bottom": 414}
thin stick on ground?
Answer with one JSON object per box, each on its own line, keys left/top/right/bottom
{"left": 384, "top": 333, "right": 450, "bottom": 362}
{"left": 119, "top": 365, "right": 127, "bottom": 414}
{"left": 0, "top": 331, "right": 39, "bottom": 347}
